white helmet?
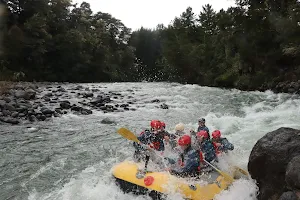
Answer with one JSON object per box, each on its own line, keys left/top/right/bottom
{"left": 175, "top": 123, "right": 185, "bottom": 131}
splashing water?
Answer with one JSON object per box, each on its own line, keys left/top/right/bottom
{"left": 1, "top": 82, "right": 300, "bottom": 200}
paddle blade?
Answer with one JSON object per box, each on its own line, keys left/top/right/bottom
{"left": 203, "top": 159, "right": 235, "bottom": 183}
{"left": 117, "top": 128, "right": 140, "bottom": 143}
{"left": 231, "top": 166, "right": 249, "bottom": 179}
{"left": 219, "top": 171, "right": 235, "bottom": 183}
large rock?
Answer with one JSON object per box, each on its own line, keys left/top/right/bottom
{"left": 248, "top": 127, "right": 300, "bottom": 200}
{"left": 14, "top": 89, "right": 36, "bottom": 100}
{"left": 285, "top": 156, "right": 300, "bottom": 192}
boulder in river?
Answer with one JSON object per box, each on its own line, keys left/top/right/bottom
{"left": 248, "top": 127, "right": 300, "bottom": 200}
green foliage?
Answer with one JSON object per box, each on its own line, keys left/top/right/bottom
{"left": 1, "top": 0, "right": 300, "bottom": 90}
{"left": 0, "top": 0, "right": 136, "bottom": 82}
{"left": 130, "top": 0, "right": 300, "bottom": 89}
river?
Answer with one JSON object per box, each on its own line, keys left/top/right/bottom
{"left": 1, "top": 82, "right": 300, "bottom": 200}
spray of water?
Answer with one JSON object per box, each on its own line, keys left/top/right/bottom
{"left": 2, "top": 83, "right": 299, "bottom": 200}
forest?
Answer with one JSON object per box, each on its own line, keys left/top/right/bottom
{"left": 1, "top": 0, "right": 300, "bottom": 91}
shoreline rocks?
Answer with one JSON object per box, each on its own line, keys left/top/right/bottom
{"left": 248, "top": 127, "right": 300, "bottom": 200}
{"left": 0, "top": 82, "right": 138, "bottom": 125}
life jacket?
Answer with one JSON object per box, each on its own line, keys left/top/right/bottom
{"left": 178, "top": 154, "right": 184, "bottom": 167}
{"left": 212, "top": 142, "right": 221, "bottom": 155}
{"left": 197, "top": 151, "right": 204, "bottom": 171}
{"left": 150, "top": 141, "right": 161, "bottom": 150}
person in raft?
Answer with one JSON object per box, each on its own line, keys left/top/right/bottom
{"left": 164, "top": 135, "right": 200, "bottom": 177}
{"left": 194, "top": 130, "right": 217, "bottom": 172}
{"left": 211, "top": 130, "right": 234, "bottom": 155}
{"left": 190, "top": 118, "right": 210, "bottom": 139}
{"left": 169, "top": 123, "right": 185, "bottom": 149}
{"left": 133, "top": 120, "right": 169, "bottom": 162}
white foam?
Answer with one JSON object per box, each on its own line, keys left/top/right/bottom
{"left": 25, "top": 82, "right": 300, "bottom": 200}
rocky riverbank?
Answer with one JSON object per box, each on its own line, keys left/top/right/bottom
{"left": 258, "top": 80, "right": 300, "bottom": 94}
{"left": 0, "top": 82, "right": 169, "bottom": 125}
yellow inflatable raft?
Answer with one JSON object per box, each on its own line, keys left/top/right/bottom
{"left": 112, "top": 161, "right": 233, "bottom": 200}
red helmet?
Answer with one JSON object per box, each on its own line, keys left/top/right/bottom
{"left": 161, "top": 122, "right": 166, "bottom": 128}
{"left": 150, "top": 120, "right": 161, "bottom": 129}
{"left": 178, "top": 135, "right": 191, "bottom": 146}
{"left": 212, "top": 130, "right": 221, "bottom": 138}
{"left": 196, "top": 130, "right": 209, "bottom": 139}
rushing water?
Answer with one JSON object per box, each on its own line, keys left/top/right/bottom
{"left": 1, "top": 82, "right": 300, "bottom": 200}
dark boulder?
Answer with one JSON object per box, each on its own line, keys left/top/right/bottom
{"left": 284, "top": 156, "right": 300, "bottom": 194}
{"left": 248, "top": 127, "right": 300, "bottom": 200}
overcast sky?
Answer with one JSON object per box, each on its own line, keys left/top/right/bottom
{"left": 73, "top": 0, "right": 236, "bottom": 30}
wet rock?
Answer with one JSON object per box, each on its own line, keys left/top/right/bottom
{"left": 279, "top": 191, "right": 298, "bottom": 200}
{"left": 90, "top": 98, "right": 103, "bottom": 105}
{"left": 120, "top": 104, "right": 129, "bottom": 108}
{"left": 80, "top": 108, "right": 92, "bottom": 115}
{"left": 44, "top": 92, "right": 53, "bottom": 97}
{"left": 288, "top": 88, "right": 296, "bottom": 93}
{"left": 101, "top": 118, "right": 116, "bottom": 124}
{"left": 60, "top": 101, "right": 71, "bottom": 109}
{"left": 123, "top": 107, "right": 129, "bottom": 111}
{"left": 248, "top": 127, "right": 300, "bottom": 200}
{"left": 15, "top": 89, "right": 36, "bottom": 100}
{"left": 28, "top": 115, "right": 37, "bottom": 122}
{"left": 40, "top": 107, "right": 54, "bottom": 115}
{"left": 55, "top": 93, "right": 63, "bottom": 97}
{"left": 2, "top": 110, "right": 11, "bottom": 116}
{"left": 71, "top": 105, "right": 82, "bottom": 112}
{"left": 99, "top": 106, "right": 107, "bottom": 110}
{"left": 45, "top": 113, "right": 52, "bottom": 118}
{"left": 53, "top": 112, "right": 60, "bottom": 117}
{"left": 285, "top": 156, "right": 300, "bottom": 192}
{"left": 19, "top": 113, "right": 26, "bottom": 118}
{"left": 27, "top": 109, "right": 35, "bottom": 115}
{"left": 78, "top": 101, "right": 88, "bottom": 106}
{"left": 36, "top": 114, "right": 46, "bottom": 121}
{"left": 91, "top": 89, "right": 99, "bottom": 92}
{"left": 3, "top": 97, "right": 11, "bottom": 103}
{"left": 11, "top": 112, "right": 19, "bottom": 118}
{"left": 151, "top": 99, "right": 160, "bottom": 103}
{"left": 55, "top": 108, "right": 63, "bottom": 114}
{"left": 74, "top": 85, "right": 83, "bottom": 90}
{"left": 16, "top": 106, "right": 28, "bottom": 113}
{"left": 83, "top": 92, "right": 93, "bottom": 98}
{"left": 0, "top": 117, "right": 20, "bottom": 124}
{"left": 160, "top": 103, "right": 169, "bottom": 109}
{"left": 57, "top": 87, "right": 66, "bottom": 92}
{"left": 96, "top": 103, "right": 105, "bottom": 107}
{"left": 0, "top": 100, "right": 6, "bottom": 108}
{"left": 43, "top": 96, "right": 51, "bottom": 102}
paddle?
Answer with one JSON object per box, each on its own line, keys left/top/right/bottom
{"left": 203, "top": 159, "right": 234, "bottom": 183}
{"left": 117, "top": 127, "right": 140, "bottom": 143}
{"left": 117, "top": 127, "right": 161, "bottom": 172}
{"left": 117, "top": 128, "right": 236, "bottom": 181}
{"left": 230, "top": 166, "right": 249, "bottom": 179}
{"left": 117, "top": 128, "right": 173, "bottom": 174}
